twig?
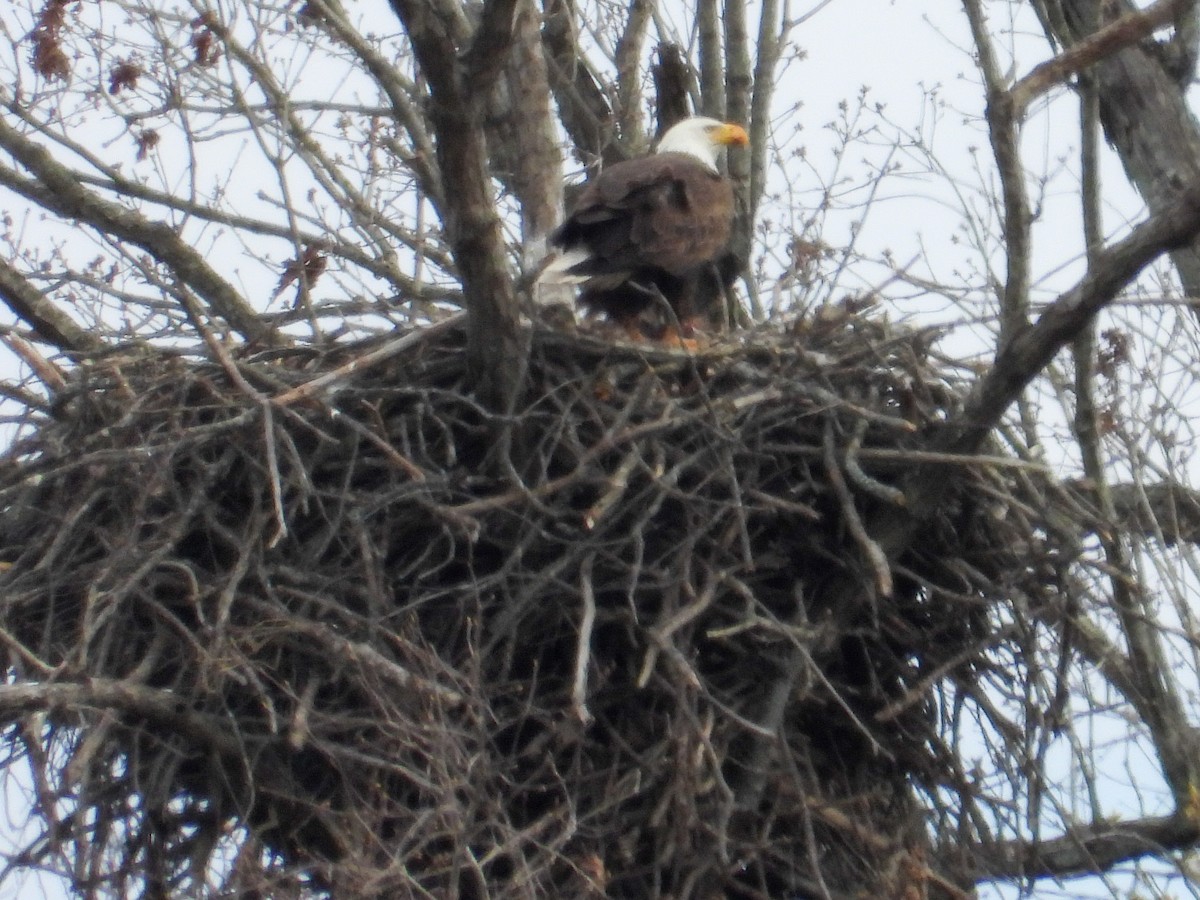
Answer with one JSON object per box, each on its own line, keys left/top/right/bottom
{"left": 824, "top": 422, "right": 893, "bottom": 598}
{"left": 273, "top": 313, "right": 463, "bottom": 406}
{"left": 339, "top": 410, "right": 429, "bottom": 482}
{"left": 804, "top": 383, "right": 918, "bottom": 432}
{"left": 744, "top": 488, "right": 820, "bottom": 520}
{"left": 0, "top": 116, "right": 274, "bottom": 346}
{"left": 939, "top": 184, "right": 1200, "bottom": 459}
{"left": 0, "top": 257, "right": 105, "bottom": 353}
{"left": 962, "top": 0, "right": 1031, "bottom": 341}
{"left": 573, "top": 554, "right": 596, "bottom": 726}
{"left": 0, "top": 333, "right": 65, "bottom": 392}
{"left": 182, "top": 292, "right": 290, "bottom": 544}
{"left": 652, "top": 569, "right": 719, "bottom": 644}
{"left": 843, "top": 416, "right": 906, "bottom": 506}
{"left": 584, "top": 449, "right": 639, "bottom": 530}
{"left": 0, "top": 680, "right": 243, "bottom": 756}
{"left": 262, "top": 404, "right": 288, "bottom": 547}
{"left": 246, "top": 602, "right": 469, "bottom": 707}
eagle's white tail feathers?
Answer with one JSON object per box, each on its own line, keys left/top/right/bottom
{"left": 536, "top": 248, "right": 592, "bottom": 285}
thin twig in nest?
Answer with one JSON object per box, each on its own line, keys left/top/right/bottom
{"left": 574, "top": 553, "right": 597, "bottom": 726}
{"left": 272, "top": 313, "right": 464, "bottom": 406}
{"left": 824, "top": 420, "right": 893, "bottom": 598}
{"left": 845, "top": 416, "right": 906, "bottom": 506}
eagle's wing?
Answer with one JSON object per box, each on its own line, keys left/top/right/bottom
{"left": 552, "top": 154, "right": 734, "bottom": 279}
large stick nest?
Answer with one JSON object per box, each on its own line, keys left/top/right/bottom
{"left": 0, "top": 310, "right": 1069, "bottom": 898}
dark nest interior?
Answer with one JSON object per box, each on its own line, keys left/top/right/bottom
{"left": 0, "top": 309, "right": 1072, "bottom": 898}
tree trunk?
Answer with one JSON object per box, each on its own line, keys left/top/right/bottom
{"left": 1049, "top": 0, "right": 1200, "bottom": 303}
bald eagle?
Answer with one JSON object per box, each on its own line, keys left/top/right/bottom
{"left": 540, "top": 117, "right": 749, "bottom": 343}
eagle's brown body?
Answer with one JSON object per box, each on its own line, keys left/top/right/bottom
{"left": 543, "top": 118, "right": 747, "bottom": 339}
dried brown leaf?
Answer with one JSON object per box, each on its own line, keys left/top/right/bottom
{"left": 108, "top": 60, "right": 143, "bottom": 95}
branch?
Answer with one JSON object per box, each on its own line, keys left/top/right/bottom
{"left": 962, "top": 0, "right": 1032, "bottom": 342}
{"left": 272, "top": 313, "right": 464, "bottom": 407}
{"left": 863, "top": 187, "right": 1200, "bottom": 565}
{"left": 720, "top": 0, "right": 754, "bottom": 321}
{"left": 0, "top": 119, "right": 274, "bottom": 347}
{"left": 1, "top": 94, "right": 455, "bottom": 298}
{"left": 614, "top": 0, "right": 651, "bottom": 144}
{"left": 723, "top": 0, "right": 752, "bottom": 130}
{"left": 464, "top": 0, "right": 521, "bottom": 90}
{"left": 479, "top": 0, "right": 564, "bottom": 266}
{"left": 1048, "top": 0, "right": 1200, "bottom": 321}
{"left": 940, "top": 185, "right": 1200, "bottom": 459}
{"left": 967, "top": 813, "right": 1199, "bottom": 883}
{"left": 303, "top": 0, "right": 445, "bottom": 211}
{"left": 748, "top": 0, "right": 782, "bottom": 223}
{"left": 0, "top": 680, "right": 242, "bottom": 759}
{"left": 651, "top": 43, "right": 691, "bottom": 135}
{"left": 1011, "top": 0, "right": 1185, "bottom": 116}
{"left": 0, "top": 333, "right": 65, "bottom": 392}
{"left": 214, "top": 25, "right": 403, "bottom": 270}
{"left": 542, "top": 0, "right": 620, "bottom": 164}
{"left": 697, "top": 0, "right": 725, "bottom": 117}
{"left": 1059, "top": 44, "right": 1198, "bottom": 806}
{"left": 63, "top": 168, "right": 454, "bottom": 304}
{"left": 0, "top": 256, "right": 105, "bottom": 353}
{"left": 1072, "top": 479, "right": 1200, "bottom": 547}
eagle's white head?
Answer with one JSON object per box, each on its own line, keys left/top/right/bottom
{"left": 655, "top": 117, "right": 750, "bottom": 171}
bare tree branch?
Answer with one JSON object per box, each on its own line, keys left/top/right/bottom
{"left": 614, "top": 0, "right": 651, "bottom": 144}
{"left": 0, "top": 680, "right": 242, "bottom": 759}
{"left": 1049, "top": 0, "right": 1200, "bottom": 321}
{"left": 1076, "top": 479, "right": 1200, "bottom": 547}
{"left": 861, "top": 186, "right": 1200, "bottom": 595}
{"left": 968, "top": 813, "right": 1199, "bottom": 883}
{"left": 305, "top": 0, "right": 445, "bottom": 211}
{"left": 748, "top": 0, "right": 782, "bottom": 225}
{"left": 940, "top": 186, "right": 1200, "bottom": 459}
{"left": 697, "top": 0, "right": 725, "bottom": 118}
{"left": 723, "top": 0, "right": 752, "bottom": 131}
{"left": 0, "top": 115, "right": 275, "bottom": 346}
{"left": 0, "top": 257, "right": 105, "bottom": 354}
{"left": 718, "top": 0, "right": 755, "bottom": 324}
{"left": 1062, "top": 54, "right": 1197, "bottom": 810}
{"left": 481, "top": 0, "right": 564, "bottom": 267}
{"left": 1011, "top": 0, "right": 1184, "bottom": 116}
{"left": 962, "top": 0, "right": 1032, "bottom": 344}
{"left": 214, "top": 22, "right": 402, "bottom": 269}
{"left": 651, "top": 43, "right": 692, "bottom": 135}
{"left": 542, "top": 0, "right": 620, "bottom": 165}
{"left": 465, "top": 0, "right": 522, "bottom": 88}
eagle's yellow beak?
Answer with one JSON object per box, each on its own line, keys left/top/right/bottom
{"left": 715, "top": 123, "right": 750, "bottom": 147}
